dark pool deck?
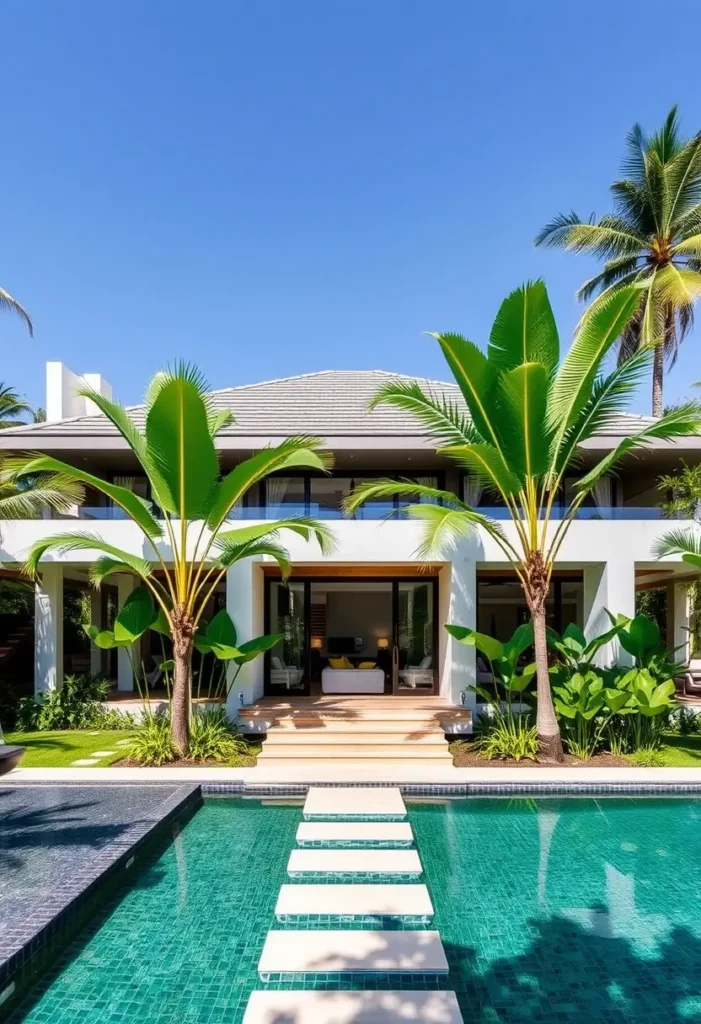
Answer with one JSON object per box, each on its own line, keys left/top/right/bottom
{"left": 0, "top": 783, "right": 201, "bottom": 1001}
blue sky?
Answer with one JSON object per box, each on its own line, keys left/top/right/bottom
{"left": 2, "top": 0, "right": 700, "bottom": 414}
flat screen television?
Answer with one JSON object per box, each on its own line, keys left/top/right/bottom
{"left": 328, "top": 636, "right": 356, "bottom": 655}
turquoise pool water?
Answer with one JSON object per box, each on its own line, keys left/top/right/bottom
{"left": 10, "top": 796, "right": 701, "bottom": 1023}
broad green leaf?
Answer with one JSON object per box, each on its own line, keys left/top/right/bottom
{"left": 619, "top": 615, "right": 660, "bottom": 660}
{"left": 114, "top": 586, "right": 155, "bottom": 643}
{"left": 488, "top": 280, "right": 559, "bottom": 374}
{"left": 145, "top": 374, "right": 219, "bottom": 519}
{"left": 150, "top": 606, "right": 171, "bottom": 635}
{"left": 233, "top": 633, "right": 284, "bottom": 665}
{"left": 496, "top": 363, "right": 551, "bottom": 478}
{"left": 430, "top": 333, "right": 502, "bottom": 449}
{"left": 441, "top": 443, "right": 521, "bottom": 497}
{"left": 444, "top": 624, "right": 503, "bottom": 663}
{"left": 206, "top": 609, "right": 238, "bottom": 651}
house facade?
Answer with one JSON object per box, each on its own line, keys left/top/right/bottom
{"left": 0, "top": 362, "right": 699, "bottom": 717}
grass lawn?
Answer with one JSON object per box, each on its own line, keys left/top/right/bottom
{"left": 5, "top": 729, "right": 137, "bottom": 767}
{"left": 654, "top": 732, "right": 701, "bottom": 767}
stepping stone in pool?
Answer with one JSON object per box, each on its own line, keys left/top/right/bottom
{"left": 303, "top": 786, "right": 406, "bottom": 820}
{"left": 258, "top": 929, "right": 448, "bottom": 979}
{"left": 71, "top": 758, "right": 100, "bottom": 766}
{"left": 275, "top": 883, "right": 433, "bottom": 921}
{"left": 296, "top": 821, "right": 414, "bottom": 846}
{"left": 287, "top": 848, "right": 422, "bottom": 877}
{"left": 243, "top": 990, "right": 463, "bottom": 1023}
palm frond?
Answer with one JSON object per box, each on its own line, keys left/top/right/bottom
{"left": 576, "top": 259, "right": 644, "bottom": 302}
{"left": 214, "top": 538, "right": 292, "bottom": 577}
{"left": 0, "top": 286, "right": 33, "bottom": 336}
{"left": 213, "top": 515, "right": 336, "bottom": 557}
{"left": 402, "top": 503, "right": 508, "bottom": 560}
{"left": 208, "top": 409, "right": 235, "bottom": 436}
{"left": 534, "top": 211, "right": 587, "bottom": 248}
{"left": 0, "top": 471, "right": 85, "bottom": 518}
{"left": 344, "top": 479, "right": 460, "bottom": 517}
{"left": 664, "top": 133, "right": 701, "bottom": 227}
{"left": 23, "top": 532, "right": 154, "bottom": 581}
{"left": 652, "top": 527, "right": 701, "bottom": 567}
{"left": 368, "top": 379, "right": 479, "bottom": 447}
{"left": 536, "top": 213, "right": 645, "bottom": 258}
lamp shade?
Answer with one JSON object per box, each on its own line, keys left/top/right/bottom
{"left": 377, "top": 637, "right": 389, "bottom": 649}
{"left": 310, "top": 637, "right": 323, "bottom": 650}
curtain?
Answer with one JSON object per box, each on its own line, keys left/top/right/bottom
{"left": 266, "top": 476, "right": 291, "bottom": 514}
{"left": 114, "top": 476, "right": 137, "bottom": 492}
{"left": 463, "top": 475, "right": 483, "bottom": 507}
{"left": 416, "top": 476, "right": 437, "bottom": 504}
{"left": 592, "top": 475, "right": 612, "bottom": 510}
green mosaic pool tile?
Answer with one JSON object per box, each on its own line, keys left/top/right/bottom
{"left": 11, "top": 795, "right": 701, "bottom": 1024}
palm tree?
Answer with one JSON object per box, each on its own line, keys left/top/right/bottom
{"left": 536, "top": 106, "right": 701, "bottom": 416}
{"left": 14, "top": 364, "right": 334, "bottom": 755}
{"left": 0, "top": 286, "right": 32, "bottom": 336}
{"left": 345, "top": 281, "right": 701, "bottom": 761}
{"left": 0, "top": 384, "right": 33, "bottom": 430}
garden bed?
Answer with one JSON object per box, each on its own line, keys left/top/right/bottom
{"left": 449, "top": 740, "right": 627, "bottom": 768}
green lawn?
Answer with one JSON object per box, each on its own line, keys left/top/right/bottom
{"left": 654, "top": 732, "right": 701, "bottom": 767}
{"left": 5, "top": 729, "right": 136, "bottom": 767}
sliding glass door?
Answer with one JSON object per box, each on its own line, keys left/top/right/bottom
{"left": 264, "top": 576, "right": 438, "bottom": 696}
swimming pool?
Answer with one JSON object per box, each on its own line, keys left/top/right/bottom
{"left": 9, "top": 795, "right": 701, "bottom": 1023}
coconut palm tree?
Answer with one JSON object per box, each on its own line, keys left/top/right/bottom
{"left": 0, "top": 286, "right": 32, "bottom": 337}
{"left": 345, "top": 281, "right": 701, "bottom": 761}
{"left": 536, "top": 106, "right": 701, "bottom": 416}
{"left": 14, "top": 364, "right": 333, "bottom": 755}
{"left": 0, "top": 384, "right": 33, "bottom": 430}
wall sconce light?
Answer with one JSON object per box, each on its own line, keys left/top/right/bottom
{"left": 310, "top": 637, "right": 323, "bottom": 650}
{"left": 377, "top": 637, "right": 389, "bottom": 649}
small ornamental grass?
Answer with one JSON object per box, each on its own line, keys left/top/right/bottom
{"left": 128, "top": 706, "right": 250, "bottom": 766}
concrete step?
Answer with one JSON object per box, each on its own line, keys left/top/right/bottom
{"left": 275, "top": 883, "right": 433, "bottom": 920}
{"left": 258, "top": 930, "right": 448, "bottom": 978}
{"left": 259, "top": 747, "right": 453, "bottom": 760}
{"left": 287, "top": 848, "right": 422, "bottom": 877}
{"left": 296, "top": 821, "right": 414, "bottom": 846}
{"left": 268, "top": 718, "right": 448, "bottom": 732}
{"left": 265, "top": 728, "right": 447, "bottom": 744}
{"left": 257, "top": 758, "right": 456, "bottom": 766}
{"left": 303, "top": 786, "right": 406, "bottom": 819}
{"left": 243, "top": 990, "right": 463, "bottom": 1023}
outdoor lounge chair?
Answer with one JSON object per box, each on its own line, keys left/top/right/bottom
{"left": 399, "top": 655, "right": 433, "bottom": 689}
{"left": 676, "top": 657, "right": 701, "bottom": 698}
{"left": 271, "top": 656, "right": 304, "bottom": 690}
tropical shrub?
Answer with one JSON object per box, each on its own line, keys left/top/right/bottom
{"left": 345, "top": 281, "right": 701, "bottom": 761}
{"left": 448, "top": 623, "right": 538, "bottom": 761}
{"left": 629, "top": 747, "right": 666, "bottom": 768}
{"left": 552, "top": 668, "right": 610, "bottom": 760}
{"left": 129, "top": 712, "right": 176, "bottom": 766}
{"left": 674, "top": 706, "right": 701, "bottom": 735}
{"left": 188, "top": 706, "right": 250, "bottom": 762}
{"left": 14, "top": 673, "right": 133, "bottom": 732}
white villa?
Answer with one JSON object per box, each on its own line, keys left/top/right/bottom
{"left": 0, "top": 362, "right": 699, "bottom": 749}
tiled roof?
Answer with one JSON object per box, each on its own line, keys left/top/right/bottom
{"left": 0, "top": 369, "right": 658, "bottom": 441}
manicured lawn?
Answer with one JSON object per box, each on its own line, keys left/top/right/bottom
{"left": 655, "top": 732, "right": 701, "bottom": 767}
{"left": 5, "top": 729, "right": 137, "bottom": 767}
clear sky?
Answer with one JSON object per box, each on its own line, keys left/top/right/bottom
{"left": 2, "top": 0, "right": 700, "bottom": 415}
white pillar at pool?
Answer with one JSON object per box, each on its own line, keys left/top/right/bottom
{"left": 442, "top": 553, "right": 476, "bottom": 709}
{"left": 35, "top": 564, "right": 63, "bottom": 694}
{"left": 89, "top": 588, "right": 102, "bottom": 676}
{"left": 226, "top": 557, "right": 264, "bottom": 712}
{"left": 583, "top": 558, "right": 636, "bottom": 666}
{"left": 116, "top": 574, "right": 138, "bottom": 691}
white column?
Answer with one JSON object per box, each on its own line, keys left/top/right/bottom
{"left": 116, "top": 575, "right": 137, "bottom": 691}
{"left": 35, "top": 564, "right": 63, "bottom": 694}
{"left": 440, "top": 554, "right": 476, "bottom": 710}
{"left": 89, "top": 589, "right": 102, "bottom": 676}
{"left": 673, "top": 583, "right": 691, "bottom": 665}
{"left": 583, "top": 558, "right": 636, "bottom": 666}
{"left": 225, "top": 558, "right": 262, "bottom": 716}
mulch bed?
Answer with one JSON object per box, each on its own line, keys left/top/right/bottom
{"left": 114, "top": 756, "right": 258, "bottom": 767}
{"left": 450, "top": 743, "right": 628, "bottom": 768}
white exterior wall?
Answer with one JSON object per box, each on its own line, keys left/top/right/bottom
{"left": 5, "top": 516, "right": 695, "bottom": 705}
{"left": 35, "top": 564, "right": 63, "bottom": 693}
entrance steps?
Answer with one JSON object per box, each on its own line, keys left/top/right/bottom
{"left": 243, "top": 990, "right": 463, "bottom": 1023}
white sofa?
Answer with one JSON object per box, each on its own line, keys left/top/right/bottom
{"left": 321, "top": 667, "right": 385, "bottom": 694}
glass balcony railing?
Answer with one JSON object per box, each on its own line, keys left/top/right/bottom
{"left": 49, "top": 503, "right": 673, "bottom": 522}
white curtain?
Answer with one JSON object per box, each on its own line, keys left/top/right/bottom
{"left": 592, "top": 475, "right": 612, "bottom": 510}
{"left": 463, "top": 475, "right": 483, "bottom": 507}
{"left": 114, "top": 476, "right": 137, "bottom": 492}
{"left": 266, "top": 476, "right": 291, "bottom": 514}
{"left": 416, "top": 475, "right": 437, "bottom": 503}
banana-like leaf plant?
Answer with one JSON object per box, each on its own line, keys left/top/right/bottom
{"left": 16, "top": 364, "right": 334, "bottom": 755}
{"left": 194, "top": 608, "right": 282, "bottom": 700}
{"left": 345, "top": 281, "right": 701, "bottom": 761}
{"left": 445, "top": 621, "right": 536, "bottom": 695}
{"left": 546, "top": 617, "right": 629, "bottom": 671}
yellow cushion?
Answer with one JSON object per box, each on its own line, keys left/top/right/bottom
{"left": 341, "top": 656, "right": 353, "bottom": 669}
{"left": 328, "top": 657, "right": 346, "bottom": 669}
{"left": 359, "top": 661, "right": 376, "bottom": 669}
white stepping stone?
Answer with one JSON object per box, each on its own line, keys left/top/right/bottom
{"left": 275, "top": 883, "right": 433, "bottom": 920}
{"left": 71, "top": 758, "right": 99, "bottom": 766}
{"left": 303, "top": 786, "right": 406, "bottom": 819}
{"left": 115, "top": 739, "right": 133, "bottom": 747}
{"left": 92, "top": 751, "right": 116, "bottom": 757}
{"left": 243, "top": 990, "right": 463, "bottom": 1023}
{"left": 287, "top": 849, "right": 421, "bottom": 877}
{"left": 258, "top": 929, "right": 448, "bottom": 978}
{"left": 296, "top": 821, "right": 414, "bottom": 846}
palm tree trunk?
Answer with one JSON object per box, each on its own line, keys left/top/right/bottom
{"left": 532, "top": 606, "right": 564, "bottom": 763}
{"left": 652, "top": 341, "right": 664, "bottom": 417}
{"left": 170, "top": 605, "right": 194, "bottom": 756}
